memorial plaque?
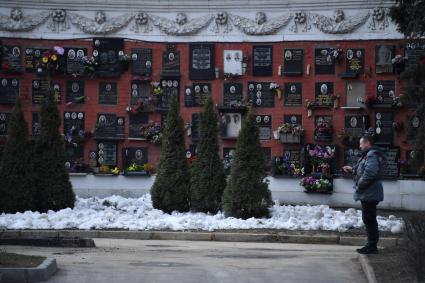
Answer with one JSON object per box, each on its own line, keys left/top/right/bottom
{"left": 162, "top": 44, "right": 180, "bottom": 76}
{"left": 345, "top": 82, "right": 365, "bottom": 107}
{"left": 0, "top": 78, "right": 19, "bottom": 104}
{"left": 192, "top": 83, "right": 211, "bottom": 107}
{"left": 65, "top": 47, "right": 87, "bottom": 76}
{"left": 99, "top": 82, "right": 117, "bottom": 105}
{"left": 65, "top": 143, "right": 84, "bottom": 171}
{"left": 343, "top": 115, "right": 370, "bottom": 145}
{"left": 375, "top": 45, "right": 395, "bottom": 74}
{"left": 223, "top": 50, "right": 243, "bottom": 75}
{"left": 66, "top": 81, "right": 85, "bottom": 104}
{"left": 406, "top": 115, "right": 420, "bottom": 144}
{"left": 406, "top": 150, "right": 420, "bottom": 175}
{"left": 32, "top": 112, "right": 40, "bottom": 137}
{"left": 344, "top": 148, "right": 361, "bottom": 168}
{"left": 284, "top": 82, "right": 302, "bottom": 106}
{"left": 131, "top": 48, "right": 152, "bottom": 76}
{"left": 2, "top": 45, "right": 23, "bottom": 73}
{"left": 223, "top": 83, "right": 243, "bottom": 107}
{"left": 284, "top": 114, "right": 302, "bottom": 125}
{"left": 32, "top": 79, "right": 50, "bottom": 104}
{"left": 255, "top": 115, "right": 272, "bottom": 140}
{"left": 248, "top": 82, "right": 274, "bottom": 108}
{"left": 378, "top": 146, "right": 399, "bottom": 179}
{"left": 25, "top": 47, "right": 49, "bottom": 72}
{"left": 93, "top": 38, "right": 124, "bottom": 77}
{"left": 0, "top": 112, "right": 10, "bottom": 136}
{"left": 158, "top": 78, "right": 179, "bottom": 110}
{"left": 315, "top": 82, "right": 333, "bottom": 107}
{"left": 129, "top": 113, "right": 149, "bottom": 138}
{"left": 130, "top": 80, "right": 153, "bottom": 106}
{"left": 374, "top": 112, "right": 393, "bottom": 145}
{"left": 346, "top": 48, "right": 364, "bottom": 74}
{"left": 97, "top": 141, "right": 117, "bottom": 166}
{"left": 122, "top": 147, "right": 148, "bottom": 169}
{"left": 274, "top": 149, "right": 303, "bottom": 176}
{"left": 314, "top": 115, "right": 333, "bottom": 141}
{"left": 375, "top": 80, "right": 396, "bottom": 107}
{"left": 95, "top": 113, "right": 124, "bottom": 139}
{"left": 63, "top": 112, "right": 85, "bottom": 140}
{"left": 189, "top": 43, "right": 215, "bottom": 80}
{"left": 220, "top": 112, "right": 241, "bottom": 139}
{"left": 191, "top": 113, "right": 201, "bottom": 141}
{"left": 315, "top": 48, "right": 335, "bottom": 74}
{"left": 405, "top": 42, "right": 425, "bottom": 71}
{"left": 184, "top": 86, "right": 193, "bottom": 107}
{"left": 283, "top": 49, "right": 303, "bottom": 76}
{"left": 253, "top": 45, "right": 273, "bottom": 76}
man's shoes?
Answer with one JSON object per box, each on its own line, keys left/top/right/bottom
{"left": 356, "top": 245, "right": 378, "bottom": 254}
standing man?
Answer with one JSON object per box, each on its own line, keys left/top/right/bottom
{"left": 342, "top": 135, "right": 384, "bottom": 254}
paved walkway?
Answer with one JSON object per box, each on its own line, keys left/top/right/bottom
{"left": 3, "top": 239, "right": 367, "bottom": 283}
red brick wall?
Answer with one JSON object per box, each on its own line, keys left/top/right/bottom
{"left": 0, "top": 38, "right": 411, "bottom": 170}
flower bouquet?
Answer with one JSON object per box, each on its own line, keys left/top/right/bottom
{"left": 277, "top": 123, "right": 304, "bottom": 144}
{"left": 300, "top": 175, "right": 333, "bottom": 193}
{"left": 36, "top": 45, "right": 65, "bottom": 75}
{"left": 140, "top": 121, "right": 162, "bottom": 144}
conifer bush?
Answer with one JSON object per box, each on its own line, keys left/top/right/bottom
{"left": 151, "top": 96, "right": 190, "bottom": 213}
{"left": 222, "top": 109, "right": 272, "bottom": 219}
{"left": 0, "top": 100, "right": 36, "bottom": 213}
{"left": 189, "top": 97, "right": 226, "bottom": 213}
{"left": 33, "top": 88, "right": 75, "bottom": 212}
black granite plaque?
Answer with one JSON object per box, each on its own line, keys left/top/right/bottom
{"left": 158, "top": 78, "right": 179, "bottom": 110}
{"left": 374, "top": 112, "right": 393, "bottom": 145}
{"left": 343, "top": 115, "right": 369, "bottom": 145}
{"left": 374, "top": 80, "right": 396, "bottom": 107}
{"left": 315, "top": 82, "right": 333, "bottom": 107}
{"left": 0, "top": 112, "right": 10, "bottom": 136}
{"left": 99, "top": 82, "right": 117, "bottom": 105}
{"left": 32, "top": 79, "right": 50, "bottom": 104}
{"left": 191, "top": 113, "right": 201, "bottom": 142}
{"left": 253, "top": 45, "right": 273, "bottom": 76}
{"left": 0, "top": 78, "right": 19, "bottom": 104}
{"left": 314, "top": 115, "right": 333, "bottom": 141}
{"left": 130, "top": 80, "right": 153, "bottom": 106}
{"left": 406, "top": 115, "right": 420, "bottom": 144}
{"left": 122, "top": 147, "right": 148, "bottom": 169}
{"left": 189, "top": 43, "right": 215, "bottom": 80}
{"left": 375, "top": 45, "right": 395, "bottom": 74}
{"left": 63, "top": 112, "right": 85, "bottom": 140}
{"left": 283, "top": 49, "right": 303, "bottom": 76}
{"left": 344, "top": 148, "right": 361, "bottom": 168}
{"left": 131, "top": 48, "right": 152, "bottom": 76}
{"left": 66, "top": 81, "right": 85, "bottom": 104}
{"left": 65, "top": 47, "right": 87, "bottom": 76}
{"left": 378, "top": 146, "right": 399, "bottom": 178}
{"left": 284, "top": 83, "right": 302, "bottom": 106}
{"left": 223, "top": 83, "right": 243, "bottom": 107}
{"left": 315, "top": 48, "right": 335, "bottom": 74}
{"left": 406, "top": 150, "right": 421, "bottom": 175}
{"left": 97, "top": 141, "right": 117, "bottom": 166}
{"left": 248, "top": 82, "right": 274, "bottom": 108}
{"left": 65, "top": 143, "right": 84, "bottom": 171}
{"left": 192, "top": 83, "right": 211, "bottom": 107}
{"left": 95, "top": 113, "right": 124, "bottom": 139}
{"left": 284, "top": 114, "right": 302, "bottom": 125}
{"left": 405, "top": 42, "right": 425, "bottom": 71}
{"left": 184, "top": 86, "right": 193, "bottom": 107}
{"left": 32, "top": 112, "right": 40, "bottom": 137}
{"left": 24, "top": 47, "right": 49, "bottom": 72}
{"left": 93, "top": 38, "right": 124, "bottom": 77}
{"left": 346, "top": 48, "right": 364, "bottom": 74}
{"left": 2, "top": 45, "right": 23, "bottom": 73}
{"left": 129, "top": 113, "right": 149, "bottom": 138}
{"left": 255, "top": 115, "right": 272, "bottom": 140}
{"left": 162, "top": 44, "right": 180, "bottom": 76}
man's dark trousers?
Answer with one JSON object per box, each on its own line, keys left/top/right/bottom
{"left": 361, "top": 201, "right": 379, "bottom": 247}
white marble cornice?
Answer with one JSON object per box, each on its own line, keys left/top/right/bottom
{"left": 0, "top": 2, "right": 403, "bottom": 42}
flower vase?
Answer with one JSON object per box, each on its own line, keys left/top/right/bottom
{"left": 333, "top": 98, "right": 339, "bottom": 109}
{"left": 307, "top": 109, "right": 312, "bottom": 118}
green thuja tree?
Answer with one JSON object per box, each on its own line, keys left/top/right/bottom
{"left": 0, "top": 100, "right": 36, "bottom": 213}
{"left": 151, "top": 96, "right": 190, "bottom": 213}
{"left": 389, "top": 1, "right": 425, "bottom": 172}
{"left": 33, "top": 88, "right": 75, "bottom": 212}
{"left": 222, "top": 109, "right": 272, "bottom": 219}
{"left": 189, "top": 97, "right": 226, "bottom": 213}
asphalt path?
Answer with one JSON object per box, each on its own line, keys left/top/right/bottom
{"left": 3, "top": 239, "right": 366, "bottom": 283}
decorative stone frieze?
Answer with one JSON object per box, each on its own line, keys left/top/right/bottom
{"left": 0, "top": 7, "right": 50, "bottom": 32}
{"left": 310, "top": 10, "right": 370, "bottom": 34}
{"left": 368, "top": 7, "right": 389, "bottom": 30}
{"left": 230, "top": 13, "right": 292, "bottom": 35}
{"left": 68, "top": 11, "right": 133, "bottom": 35}
{"left": 149, "top": 14, "right": 212, "bottom": 36}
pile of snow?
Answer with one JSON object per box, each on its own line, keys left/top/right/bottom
{"left": 0, "top": 194, "right": 404, "bottom": 233}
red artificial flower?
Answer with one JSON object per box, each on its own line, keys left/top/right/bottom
{"left": 2, "top": 62, "right": 10, "bottom": 71}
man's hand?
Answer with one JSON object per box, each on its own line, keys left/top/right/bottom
{"left": 342, "top": 165, "right": 353, "bottom": 173}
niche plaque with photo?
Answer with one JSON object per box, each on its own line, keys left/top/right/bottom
{"left": 255, "top": 115, "right": 272, "bottom": 140}
{"left": 189, "top": 43, "right": 215, "bottom": 80}
{"left": 375, "top": 45, "right": 395, "bottom": 74}
{"left": 93, "top": 38, "right": 124, "bottom": 77}
{"left": 248, "top": 82, "right": 274, "bottom": 108}
{"left": 374, "top": 112, "right": 394, "bottom": 145}
{"left": 99, "top": 82, "right": 117, "bottom": 105}
{"left": 284, "top": 83, "right": 302, "bottom": 106}
{"left": 162, "top": 44, "right": 180, "bottom": 76}
{"left": 2, "top": 45, "right": 23, "bottom": 73}
{"left": 283, "top": 49, "right": 303, "bottom": 76}
{"left": 315, "top": 82, "right": 333, "bottom": 107}
{"left": 131, "top": 48, "right": 152, "bottom": 77}
{"left": 315, "top": 48, "right": 335, "bottom": 74}
{"left": 253, "top": 45, "right": 273, "bottom": 77}
{"left": 0, "top": 78, "right": 19, "bottom": 104}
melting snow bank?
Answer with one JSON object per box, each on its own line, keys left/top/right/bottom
{"left": 0, "top": 194, "right": 404, "bottom": 233}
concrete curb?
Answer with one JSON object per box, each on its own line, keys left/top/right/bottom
{"left": 0, "top": 257, "right": 57, "bottom": 282}
{"left": 358, "top": 254, "right": 378, "bottom": 283}
{"left": 0, "top": 229, "right": 402, "bottom": 247}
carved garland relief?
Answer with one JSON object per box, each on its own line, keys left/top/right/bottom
{"left": 0, "top": 8, "right": 393, "bottom": 36}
